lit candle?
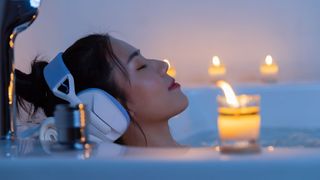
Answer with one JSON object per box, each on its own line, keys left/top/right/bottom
{"left": 216, "top": 80, "right": 261, "bottom": 153}
{"left": 163, "top": 59, "right": 176, "bottom": 78}
{"left": 208, "top": 56, "right": 226, "bottom": 82}
{"left": 260, "top": 55, "right": 279, "bottom": 83}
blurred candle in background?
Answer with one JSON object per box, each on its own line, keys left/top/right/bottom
{"left": 260, "top": 55, "right": 279, "bottom": 83}
{"left": 208, "top": 56, "right": 226, "bottom": 82}
{"left": 163, "top": 59, "right": 176, "bottom": 78}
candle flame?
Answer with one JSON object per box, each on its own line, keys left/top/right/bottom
{"left": 163, "top": 59, "right": 171, "bottom": 68}
{"left": 265, "top": 55, "right": 273, "bottom": 65}
{"left": 216, "top": 80, "right": 239, "bottom": 107}
{"left": 212, "top": 56, "right": 221, "bottom": 66}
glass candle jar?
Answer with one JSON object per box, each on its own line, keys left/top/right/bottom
{"left": 217, "top": 95, "right": 261, "bottom": 153}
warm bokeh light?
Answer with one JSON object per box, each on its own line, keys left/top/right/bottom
{"left": 212, "top": 56, "right": 221, "bottom": 66}
{"left": 8, "top": 72, "right": 14, "bottom": 105}
{"left": 267, "top": 146, "right": 275, "bottom": 152}
{"left": 163, "top": 59, "right": 171, "bottom": 68}
{"left": 163, "top": 59, "right": 176, "bottom": 78}
{"left": 9, "top": 33, "right": 15, "bottom": 48}
{"left": 260, "top": 54, "right": 279, "bottom": 83}
{"left": 215, "top": 146, "right": 220, "bottom": 152}
{"left": 216, "top": 80, "right": 239, "bottom": 107}
{"left": 265, "top": 55, "right": 273, "bottom": 65}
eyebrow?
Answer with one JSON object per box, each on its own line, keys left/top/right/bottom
{"left": 127, "top": 50, "right": 140, "bottom": 64}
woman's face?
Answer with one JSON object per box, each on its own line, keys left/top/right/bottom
{"left": 110, "top": 37, "right": 188, "bottom": 123}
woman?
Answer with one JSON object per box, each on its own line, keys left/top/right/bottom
{"left": 16, "top": 33, "right": 189, "bottom": 147}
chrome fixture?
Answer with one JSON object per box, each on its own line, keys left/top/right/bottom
{"left": 0, "top": 0, "right": 41, "bottom": 140}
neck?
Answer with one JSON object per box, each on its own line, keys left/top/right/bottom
{"left": 122, "top": 119, "right": 181, "bottom": 147}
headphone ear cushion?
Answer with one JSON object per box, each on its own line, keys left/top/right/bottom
{"left": 78, "top": 88, "right": 130, "bottom": 142}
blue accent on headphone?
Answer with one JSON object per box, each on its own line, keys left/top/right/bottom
{"left": 43, "top": 53, "right": 81, "bottom": 106}
{"left": 43, "top": 53, "right": 69, "bottom": 91}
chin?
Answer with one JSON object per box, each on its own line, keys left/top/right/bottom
{"left": 173, "top": 93, "right": 189, "bottom": 115}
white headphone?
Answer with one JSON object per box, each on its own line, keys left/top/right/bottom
{"left": 43, "top": 53, "right": 130, "bottom": 142}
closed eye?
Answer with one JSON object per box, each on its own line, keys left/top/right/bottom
{"left": 137, "top": 64, "right": 147, "bottom": 70}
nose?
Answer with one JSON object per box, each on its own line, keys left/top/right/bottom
{"left": 158, "top": 60, "right": 169, "bottom": 76}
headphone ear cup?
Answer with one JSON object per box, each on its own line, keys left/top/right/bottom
{"left": 78, "top": 89, "right": 130, "bottom": 142}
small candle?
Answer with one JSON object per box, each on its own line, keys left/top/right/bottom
{"left": 163, "top": 59, "right": 176, "bottom": 78}
{"left": 260, "top": 55, "right": 279, "bottom": 83}
{"left": 216, "top": 81, "right": 261, "bottom": 153}
{"left": 208, "top": 56, "right": 226, "bottom": 82}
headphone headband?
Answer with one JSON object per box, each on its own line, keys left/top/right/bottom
{"left": 43, "top": 53, "right": 81, "bottom": 106}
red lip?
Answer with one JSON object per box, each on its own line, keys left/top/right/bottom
{"left": 168, "top": 80, "right": 181, "bottom": 90}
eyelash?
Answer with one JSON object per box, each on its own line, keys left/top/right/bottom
{"left": 137, "top": 64, "right": 147, "bottom": 70}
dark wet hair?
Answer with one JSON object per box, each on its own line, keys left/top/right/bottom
{"left": 15, "top": 33, "right": 148, "bottom": 145}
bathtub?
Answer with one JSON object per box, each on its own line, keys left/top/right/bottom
{"left": 0, "top": 82, "right": 320, "bottom": 180}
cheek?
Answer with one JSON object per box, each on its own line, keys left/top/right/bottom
{"left": 131, "top": 79, "right": 165, "bottom": 104}
{"left": 127, "top": 78, "right": 168, "bottom": 115}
